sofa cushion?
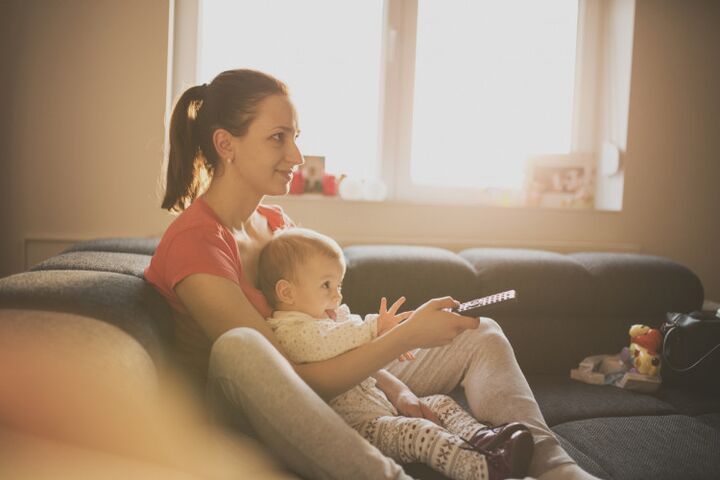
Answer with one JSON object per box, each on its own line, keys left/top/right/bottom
{"left": 528, "top": 375, "right": 677, "bottom": 426}
{"left": 459, "top": 248, "right": 595, "bottom": 316}
{"left": 654, "top": 387, "right": 720, "bottom": 416}
{"left": 413, "top": 384, "right": 714, "bottom": 480}
{"left": 342, "top": 246, "right": 477, "bottom": 315}
{"left": 552, "top": 415, "right": 720, "bottom": 480}
{"left": 63, "top": 237, "right": 159, "bottom": 256}
{"left": 696, "top": 413, "right": 720, "bottom": 430}
{"left": 503, "top": 310, "right": 716, "bottom": 376}
{"left": 569, "top": 252, "right": 704, "bottom": 316}
{"left": 493, "top": 313, "right": 632, "bottom": 375}
{"left": 496, "top": 314, "right": 585, "bottom": 374}
{"left": 555, "top": 433, "right": 609, "bottom": 479}
{"left": 0, "top": 271, "right": 172, "bottom": 363}
{"left": 31, "top": 252, "right": 150, "bottom": 279}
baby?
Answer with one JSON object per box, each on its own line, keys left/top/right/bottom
{"left": 257, "top": 228, "right": 533, "bottom": 480}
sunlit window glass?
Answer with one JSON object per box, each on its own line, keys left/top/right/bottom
{"left": 411, "top": 0, "right": 578, "bottom": 189}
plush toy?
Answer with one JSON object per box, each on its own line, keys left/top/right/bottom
{"left": 571, "top": 324, "right": 662, "bottom": 392}
{"left": 627, "top": 324, "right": 662, "bottom": 376}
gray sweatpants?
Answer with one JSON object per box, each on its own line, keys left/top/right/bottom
{"left": 207, "top": 318, "right": 578, "bottom": 480}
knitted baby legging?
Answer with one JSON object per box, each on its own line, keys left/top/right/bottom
{"left": 354, "top": 394, "right": 492, "bottom": 480}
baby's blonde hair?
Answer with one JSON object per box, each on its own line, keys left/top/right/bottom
{"left": 257, "top": 228, "right": 345, "bottom": 308}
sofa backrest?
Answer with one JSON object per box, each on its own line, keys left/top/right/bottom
{"left": 0, "top": 238, "right": 705, "bottom": 377}
{"left": 338, "top": 245, "right": 704, "bottom": 374}
{"left": 342, "top": 245, "right": 478, "bottom": 315}
{"left": 0, "top": 242, "right": 172, "bottom": 366}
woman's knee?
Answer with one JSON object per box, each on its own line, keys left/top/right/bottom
{"left": 478, "top": 316, "right": 504, "bottom": 335}
{"left": 209, "top": 327, "right": 279, "bottom": 378}
{"left": 461, "top": 316, "right": 504, "bottom": 338}
{"left": 460, "top": 318, "right": 513, "bottom": 355}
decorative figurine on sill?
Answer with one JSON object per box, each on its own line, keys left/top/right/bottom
{"left": 290, "top": 168, "right": 305, "bottom": 194}
{"left": 322, "top": 173, "right": 339, "bottom": 196}
{"left": 289, "top": 165, "right": 340, "bottom": 196}
{"left": 302, "top": 155, "right": 325, "bottom": 193}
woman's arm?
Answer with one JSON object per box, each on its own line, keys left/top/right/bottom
{"left": 298, "top": 296, "right": 480, "bottom": 399}
{"left": 176, "top": 274, "right": 478, "bottom": 400}
{"left": 175, "top": 273, "right": 284, "bottom": 350}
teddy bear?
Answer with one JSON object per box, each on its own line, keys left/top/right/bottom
{"left": 626, "top": 324, "right": 662, "bottom": 377}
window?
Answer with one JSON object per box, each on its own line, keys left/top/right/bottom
{"left": 172, "top": 0, "right": 632, "bottom": 209}
{"left": 410, "top": 1, "right": 578, "bottom": 190}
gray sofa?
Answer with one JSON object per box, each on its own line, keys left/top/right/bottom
{"left": 1, "top": 237, "right": 719, "bottom": 480}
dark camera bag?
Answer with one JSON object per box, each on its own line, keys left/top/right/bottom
{"left": 661, "top": 310, "right": 720, "bottom": 393}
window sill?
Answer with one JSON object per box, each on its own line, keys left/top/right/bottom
{"left": 268, "top": 193, "right": 618, "bottom": 214}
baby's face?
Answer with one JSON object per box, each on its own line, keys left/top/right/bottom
{"left": 291, "top": 254, "right": 345, "bottom": 318}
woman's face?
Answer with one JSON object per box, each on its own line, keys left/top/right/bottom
{"left": 229, "top": 94, "right": 304, "bottom": 197}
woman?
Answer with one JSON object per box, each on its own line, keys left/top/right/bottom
{"left": 145, "top": 69, "right": 595, "bottom": 480}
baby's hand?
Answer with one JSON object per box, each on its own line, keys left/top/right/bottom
{"left": 377, "top": 297, "right": 415, "bottom": 361}
{"left": 377, "top": 297, "right": 412, "bottom": 336}
{"left": 397, "top": 350, "right": 416, "bottom": 362}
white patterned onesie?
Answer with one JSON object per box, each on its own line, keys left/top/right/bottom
{"left": 268, "top": 305, "right": 495, "bottom": 480}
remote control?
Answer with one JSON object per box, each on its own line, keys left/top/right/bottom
{"left": 452, "top": 289, "right": 517, "bottom": 317}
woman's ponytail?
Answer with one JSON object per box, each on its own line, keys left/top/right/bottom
{"left": 162, "top": 84, "right": 208, "bottom": 212}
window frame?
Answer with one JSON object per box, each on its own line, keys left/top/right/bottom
{"left": 383, "top": 0, "right": 600, "bottom": 205}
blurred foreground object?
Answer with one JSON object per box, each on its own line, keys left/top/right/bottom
{"left": 0, "top": 309, "right": 296, "bottom": 480}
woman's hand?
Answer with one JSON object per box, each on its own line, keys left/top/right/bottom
{"left": 376, "top": 297, "right": 415, "bottom": 361}
{"left": 398, "top": 297, "right": 480, "bottom": 350}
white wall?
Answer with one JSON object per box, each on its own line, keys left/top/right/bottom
{"left": 2, "top": 0, "right": 719, "bottom": 301}
{"left": 2, "top": 0, "right": 172, "bottom": 272}
{"left": 1, "top": 1, "right": 14, "bottom": 273}
{"left": 621, "top": 0, "right": 720, "bottom": 300}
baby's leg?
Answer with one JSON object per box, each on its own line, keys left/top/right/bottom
{"left": 355, "top": 416, "right": 489, "bottom": 480}
{"left": 421, "top": 394, "right": 489, "bottom": 440}
{"left": 387, "top": 324, "right": 585, "bottom": 477}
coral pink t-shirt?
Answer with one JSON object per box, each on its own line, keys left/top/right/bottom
{"left": 144, "top": 196, "right": 290, "bottom": 382}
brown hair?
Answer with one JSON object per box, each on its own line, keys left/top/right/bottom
{"left": 258, "top": 228, "right": 346, "bottom": 308}
{"left": 162, "top": 69, "right": 289, "bottom": 212}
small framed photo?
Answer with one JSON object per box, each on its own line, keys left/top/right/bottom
{"left": 525, "top": 154, "right": 596, "bottom": 208}
{"left": 301, "top": 155, "right": 325, "bottom": 194}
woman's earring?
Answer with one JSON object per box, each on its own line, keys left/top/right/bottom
{"left": 226, "top": 158, "right": 233, "bottom": 164}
